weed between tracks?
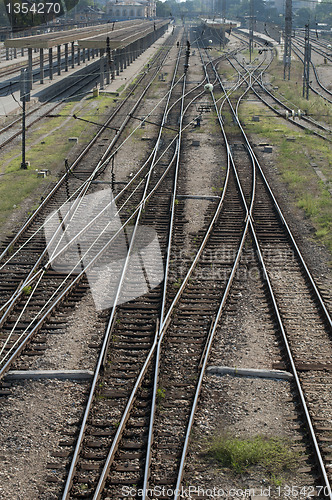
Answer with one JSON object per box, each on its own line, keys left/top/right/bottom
{"left": 0, "top": 94, "right": 117, "bottom": 231}
{"left": 207, "top": 433, "right": 299, "bottom": 484}
{"left": 240, "top": 49, "right": 261, "bottom": 62}
{"left": 265, "top": 57, "right": 332, "bottom": 126}
{"left": 239, "top": 100, "right": 332, "bottom": 253}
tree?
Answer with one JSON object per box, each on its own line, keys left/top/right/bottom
{"left": 156, "top": 0, "right": 172, "bottom": 17}
{"left": 294, "top": 7, "right": 313, "bottom": 28}
{"left": 0, "top": 2, "right": 10, "bottom": 27}
{"left": 315, "top": 1, "right": 332, "bottom": 27}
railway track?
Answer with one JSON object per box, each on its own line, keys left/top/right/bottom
{"left": 64, "top": 32, "right": 332, "bottom": 498}
{"left": 0, "top": 26, "right": 331, "bottom": 499}
{"left": 291, "top": 39, "right": 332, "bottom": 105}
{"left": 57, "top": 32, "right": 228, "bottom": 500}
{"left": 0, "top": 27, "right": 178, "bottom": 375}
{"left": 196, "top": 37, "right": 332, "bottom": 497}
{"left": 230, "top": 52, "right": 332, "bottom": 140}
{"left": 0, "top": 65, "right": 103, "bottom": 150}
{"left": 0, "top": 27, "right": 211, "bottom": 498}
{"left": 0, "top": 20, "right": 169, "bottom": 148}
{"left": 226, "top": 33, "right": 332, "bottom": 139}
{"left": 293, "top": 35, "right": 332, "bottom": 64}
{"left": 232, "top": 29, "right": 332, "bottom": 107}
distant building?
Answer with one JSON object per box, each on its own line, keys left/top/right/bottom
{"left": 105, "top": 0, "right": 156, "bottom": 20}
{"left": 74, "top": 6, "right": 105, "bottom": 22}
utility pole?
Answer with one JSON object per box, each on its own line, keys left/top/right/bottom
{"left": 283, "top": 0, "right": 292, "bottom": 80}
{"left": 249, "top": 0, "right": 254, "bottom": 63}
{"left": 302, "top": 23, "right": 310, "bottom": 99}
{"left": 20, "top": 68, "right": 30, "bottom": 169}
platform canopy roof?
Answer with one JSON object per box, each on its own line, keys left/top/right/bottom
{"left": 200, "top": 18, "right": 241, "bottom": 29}
{"left": 4, "top": 19, "right": 162, "bottom": 49}
{"left": 77, "top": 19, "right": 168, "bottom": 49}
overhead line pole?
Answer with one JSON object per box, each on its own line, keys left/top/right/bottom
{"left": 222, "top": 0, "right": 226, "bottom": 20}
{"left": 303, "top": 23, "right": 310, "bottom": 100}
{"left": 222, "top": 0, "right": 226, "bottom": 48}
{"left": 249, "top": 0, "right": 254, "bottom": 63}
{"left": 283, "top": 0, "right": 292, "bottom": 80}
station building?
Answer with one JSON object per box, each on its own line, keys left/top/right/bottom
{"left": 105, "top": 0, "right": 156, "bottom": 20}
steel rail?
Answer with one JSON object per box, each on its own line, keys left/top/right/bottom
{"left": 293, "top": 36, "right": 332, "bottom": 62}
{"left": 213, "top": 43, "right": 332, "bottom": 335}
{"left": 0, "top": 138, "right": 180, "bottom": 378}
{"left": 0, "top": 52, "right": 194, "bottom": 346}
{"left": 141, "top": 50, "right": 187, "bottom": 500}
{"left": 174, "top": 40, "right": 257, "bottom": 497}
{"left": 232, "top": 50, "right": 332, "bottom": 140}
{"left": 66, "top": 34, "right": 240, "bottom": 499}
{"left": 227, "top": 49, "right": 332, "bottom": 138}
{"left": 249, "top": 221, "right": 332, "bottom": 500}
{"left": 211, "top": 54, "right": 332, "bottom": 495}
{"left": 92, "top": 37, "right": 246, "bottom": 499}
{"left": 310, "top": 62, "right": 332, "bottom": 99}
{"left": 293, "top": 32, "right": 332, "bottom": 52}
{"left": 300, "top": 41, "right": 332, "bottom": 98}
{"left": 149, "top": 32, "right": 252, "bottom": 342}
{"left": 1, "top": 39, "right": 241, "bottom": 499}
{"left": 0, "top": 80, "right": 153, "bottom": 325}
{"left": 0, "top": 62, "right": 177, "bottom": 278}
{"left": 254, "top": 85, "right": 331, "bottom": 138}
{"left": 34, "top": 70, "right": 203, "bottom": 271}
{"left": 256, "top": 83, "right": 332, "bottom": 135}
{"left": 164, "top": 44, "right": 246, "bottom": 120}
{"left": 0, "top": 43, "right": 204, "bottom": 350}
{"left": 0, "top": 66, "right": 192, "bottom": 368}
{"left": 0, "top": 45, "right": 207, "bottom": 329}
{"left": 291, "top": 41, "right": 332, "bottom": 104}
{"left": 0, "top": 65, "right": 102, "bottom": 148}
{"left": 174, "top": 41, "right": 332, "bottom": 497}
{"left": 218, "top": 52, "right": 270, "bottom": 116}
{"left": 61, "top": 35, "right": 185, "bottom": 499}
{"left": 0, "top": 38, "right": 185, "bottom": 376}
{"left": 0, "top": 39, "right": 175, "bottom": 325}
{"left": 0, "top": 134, "right": 166, "bottom": 322}
{"left": 0, "top": 32, "right": 173, "bottom": 263}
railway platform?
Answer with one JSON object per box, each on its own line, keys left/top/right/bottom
{"left": 0, "top": 20, "right": 171, "bottom": 119}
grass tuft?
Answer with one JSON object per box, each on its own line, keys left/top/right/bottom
{"left": 208, "top": 434, "right": 299, "bottom": 476}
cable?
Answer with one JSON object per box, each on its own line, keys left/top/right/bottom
{"left": 72, "top": 114, "right": 119, "bottom": 131}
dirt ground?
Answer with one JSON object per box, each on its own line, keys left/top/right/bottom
{"left": 0, "top": 30, "right": 331, "bottom": 499}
